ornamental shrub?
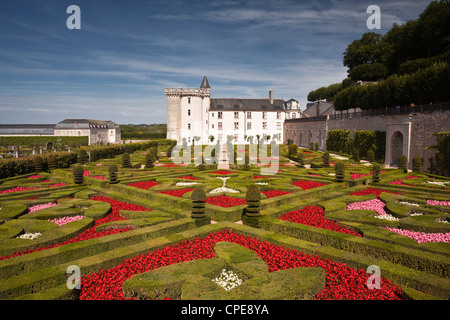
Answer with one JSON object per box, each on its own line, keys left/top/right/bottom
{"left": 47, "top": 154, "right": 57, "bottom": 172}
{"left": 367, "top": 150, "right": 375, "bottom": 163}
{"left": 73, "top": 165, "right": 84, "bottom": 184}
{"left": 335, "top": 161, "right": 346, "bottom": 182}
{"left": 314, "top": 142, "right": 319, "bottom": 151}
{"left": 122, "top": 153, "right": 131, "bottom": 168}
{"left": 398, "top": 155, "right": 408, "bottom": 172}
{"left": 322, "top": 152, "right": 330, "bottom": 167}
{"left": 78, "top": 149, "right": 88, "bottom": 165}
{"left": 245, "top": 184, "right": 261, "bottom": 217}
{"left": 191, "top": 186, "right": 207, "bottom": 219}
{"left": 296, "top": 153, "right": 305, "bottom": 167}
{"left": 32, "top": 156, "right": 43, "bottom": 173}
{"left": 412, "top": 156, "right": 422, "bottom": 172}
{"left": 352, "top": 148, "right": 360, "bottom": 162}
{"left": 145, "top": 153, "right": 154, "bottom": 169}
{"left": 108, "top": 164, "right": 119, "bottom": 184}
{"left": 90, "top": 150, "right": 99, "bottom": 162}
{"left": 310, "top": 142, "right": 314, "bottom": 151}
{"left": 288, "top": 144, "right": 298, "bottom": 160}
{"left": 372, "top": 164, "right": 381, "bottom": 183}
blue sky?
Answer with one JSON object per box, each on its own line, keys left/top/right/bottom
{"left": 0, "top": 0, "right": 433, "bottom": 124}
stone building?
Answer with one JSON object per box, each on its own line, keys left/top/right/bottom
{"left": 284, "top": 103, "right": 450, "bottom": 170}
{"left": 165, "top": 76, "right": 300, "bottom": 145}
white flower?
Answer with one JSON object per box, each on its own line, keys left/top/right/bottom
{"left": 255, "top": 182, "right": 268, "bottom": 185}
{"left": 212, "top": 269, "right": 243, "bottom": 291}
{"left": 176, "top": 182, "right": 200, "bottom": 186}
{"left": 17, "top": 232, "right": 41, "bottom": 240}
{"left": 399, "top": 201, "right": 420, "bottom": 207}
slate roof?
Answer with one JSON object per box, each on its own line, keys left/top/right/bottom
{"left": 210, "top": 98, "right": 286, "bottom": 112}
{"left": 200, "top": 76, "right": 210, "bottom": 89}
{"left": 0, "top": 124, "right": 55, "bottom": 135}
{"left": 55, "top": 119, "right": 118, "bottom": 129}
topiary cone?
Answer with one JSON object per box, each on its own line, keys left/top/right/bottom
{"left": 47, "top": 154, "right": 57, "bottom": 172}
{"left": 122, "top": 153, "right": 131, "bottom": 168}
{"left": 32, "top": 156, "right": 44, "bottom": 173}
{"left": 335, "top": 161, "right": 346, "bottom": 182}
{"left": 191, "top": 186, "right": 206, "bottom": 219}
{"left": 108, "top": 164, "right": 119, "bottom": 184}
{"left": 73, "top": 165, "right": 84, "bottom": 184}
{"left": 245, "top": 184, "right": 261, "bottom": 217}
{"left": 372, "top": 164, "right": 381, "bottom": 183}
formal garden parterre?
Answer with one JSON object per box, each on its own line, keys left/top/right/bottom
{"left": 0, "top": 141, "right": 449, "bottom": 301}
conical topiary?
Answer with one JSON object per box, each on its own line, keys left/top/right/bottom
{"left": 78, "top": 149, "right": 88, "bottom": 165}
{"left": 372, "top": 164, "right": 381, "bottom": 183}
{"left": 48, "top": 154, "right": 57, "bottom": 172}
{"left": 73, "top": 165, "right": 84, "bottom": 184}
{"left": 108, "top": 164, "right": 119, "bottom": 184}
{"left": 296, "top": 152, "right": 305, "bottom": 167}
{"left": 32, "top": 156, "right": 44, "bottom": 173}
{"left": 90, "top": 149, "right": 99, "bottom": 162}
{"left": 191, "top": 186, "right": 207, "bottom": 219}
{"left": 335, "top": 161, "right": 346, "bottom": 182}
{"left": 322, "top": 152, "right": 330, "bottom": 167}
{"left": 367, "top": 150, "right": 375, "bottom": 163}
{"left": 398, "top": 155, "right": 408, "bottom": 173}
{"left": 412, "top": 156, "right": 422, "bottom": 172}
{"left": 145, "top": 152, "right": 154, "bottom": 169}
{"left": 122, "top": 153, "right": 131, "bottom": 168}
{"left": 245, "top": 184, "right": 261, "bottom": 217}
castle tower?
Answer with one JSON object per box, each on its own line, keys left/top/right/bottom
{"left": 165, "top": 76, "right": 211, "bottom": 145}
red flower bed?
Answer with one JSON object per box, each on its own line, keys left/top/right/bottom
{"left": 389, "top": 175, "right": 420, "bottom": 185}
{"left": 292, "top": 180, "right": 327, "bottom": 190}
{"left": 79, "top": 229, "right": 402, "bottom": 300}
{"left": 0, "top": 196, "right": 151, "bottom": 260}
{"left": 128, "top": 181, "right": 159, "bottom": 190}
{"left": 261, "top": 190, "right": 292, "bottom": 198}
{"left": 176, "top": 176, "right": 199, "bottom": 180}
{"left": 158, "top": 188, "right": 194, "bottom": 197}
{"left": 0, "top": 186, "right": 41, "bottom": 194}
{"left": 279, "top": 206, "right": 361, "bottom": 237}
{"left": 210, "top": 170, "right": 237, "bottom": 175}
{"left": 349, "top": 188, "right": 398, "bottom": 198}
{"left": 205, "top": 195, "right": 246, "bottom": 207}
{"left": 253, "top": 176, "right": 267, "bottom": 179}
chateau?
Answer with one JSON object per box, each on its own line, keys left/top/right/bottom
{"left": 165, "top": 76, "right": 300, "bottom": 145}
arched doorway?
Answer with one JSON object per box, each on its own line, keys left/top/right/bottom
{"left": 299, "top": 132, "right": 303, "bottom": 147}
{"left": 391, "top": 131, "right": 403, "bottom": 166}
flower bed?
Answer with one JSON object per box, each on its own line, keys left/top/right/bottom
{"left": 261, "top": 190, "right": 292, "bottom": 198}
{"left": 279, "top": 206, "right": 361, "bottom": 237}
{"left": 292, "top": 180, "right": 327, "bottom": 190}
{"left": 49, "top": 215, "right": 84, "bottom": 227}
{"left": 28, "top": 202, "right": 58, "bottom": 213}
{"left": 0, "top": 196, "right": 151, "bottom": 260}
{"left": 383, "top": 227, "right": 450, "bottom": 243}
{"left": 0, "top": 186, "right": 41, "bottom": 194}
{"left": 349, "top": 188, "right": 397, "bottom": 198}
{"left": 210, "top": 171, "right": 237, "bottom": 175}
{"left": 176, "top": 176, "right": 199, "bottom": 180}
{"left": 158, "top": 188, "right": 194, "bottom": 197}
{"left": 426, "top": 200, "right": 450, "bottom": 206}
{"left": 205, "top": 196, "right": 246, "bottom": 207}
{"left": 346, "top": 199, "right": 398, "bottom": 221}
{"left": 128, "top": 181, "right": 159, "bottom": 190}
{"left": 79, "top": 229, "right": 402, "bottom": 300}
{"left": 389, "top": 176, "right": 421, "bottom": 185}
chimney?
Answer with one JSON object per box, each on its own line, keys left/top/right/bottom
{"left": 269, "top": 90, "right": 274, "bottom": 104}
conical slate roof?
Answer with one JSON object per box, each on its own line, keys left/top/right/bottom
{"left": 200, "top": 76, "right": 210, "bottom": 89}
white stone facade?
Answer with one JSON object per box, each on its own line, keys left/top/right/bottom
{"left": 165, "top": 77, "right": 299, "bottom": 145}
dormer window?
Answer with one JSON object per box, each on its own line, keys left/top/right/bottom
{"left": 188, "top": 97, "right": 191, "bottom": 104}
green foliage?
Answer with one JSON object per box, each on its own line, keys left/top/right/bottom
{"left": 367, "top": 150, "right": 375, "bottom": 162}
{"left": 372, "top": 164, "right": 381, "bottom": 183}
{"left": 108, "top": 164, "right": 119, "bottom": 184}
{"left": 32, "top": 156, "right": 43, "bottom": 173}
{"left": 326, "top": 130, "right": 353, "bottom": 154}
{"left": 322, "top": 152, "right": 330, "bottom": 167}
{"left": 296, "top": 153, "right": 305, "bottom": 167}
{"left": 191, "top": 187, "right": 206, "bottom": 219}
{"left": 399, "top": 155, "right": 408, "bottom": 172}
{"left": 0, "top": 136, "right": 88, "bottom": 149}
{"left": 47, "top": 155, "right": 57, "bottom": 172}
{"left": 145, "top": 153, "right": 154, "bottom": 169}
{"left": 120, "top": 124, "right": 166, "bottom": 140}
{"left": 78, "top": 149, "right": 88, "bottom": 165}
{"left": 288, "top": 144, "right": 298, "bottom": 159}
{"left": 90, "top": 150, "right": 98, "bottom": 162}
{"left": 352, "top": 148, "right": 360, "bottom": 162}
{"left": 314, "top": 143, "right": 319, "bottom": 151}
{"left": 335, "top": 161, "right": 346, "bottom": 182}
{"left": 72, "top": 165, "right": 84, "bottom": 184}
{"left": 246, "top": 184, "right": 261, "bottom": 217}
{"left": 428, "top": 132, "right": 450, "bottom": 177}
{"left": 349, "top": 62, "right": 388, "bottom": 81}
{"left": 412, "top": 156, "right": 422, "bottom": 172}
{"left": 122, "top": 153, "right": 131, "bottom": 168}
{"left": 307, "top": 83, "right": 343, "bottom": 102}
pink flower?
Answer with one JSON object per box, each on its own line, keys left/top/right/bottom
{"left": 384, "top": 227, "right": 450, "bottom": 243}
{"left": 49, "top": 215, "right": 85, "bottom": 226}
{"left": 28, "top": 202, "right": 58, "bottom": 213}
{"left": 426, "top": 200, "right": 450, "bottom": 206}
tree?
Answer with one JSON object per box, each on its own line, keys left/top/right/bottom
{"left": 322, "top": 152, "right": 330, "bottom": 167}
{"left": 412, "top": 156, "right": 422, "bottom": 172}
{"left": 343, "top": 32, "right": 384, "bottom": 75}
{"left": 335, "top": 161, "right": 346, "bottom": 182}
{"left": 78, "top": 149, "right": 88, "bottom": 165}
{"left": 73, "top": 165, "right": 84, "bottom": 184}
{"left": 398, "top": 155, "right": 408, "bottom": 172}
{"left": 372, "top": 164, "right": 381, "bottom": 183}
{"left": 191, "top": 187, "right": 207, "bottom": 219}
{"left": 145, "top": 153, "right": 154, "bottom": 169}
{"left": 122, "top": 153, "right": 131, "bottom": 168}
{"left": 245, "top": 184, "right": 261, "bottom": 217}
{"left": 108, "top": 164, "right": 119, "bottom": 184}
{"left": 32, "top": 156, "right": 43, "bottom": 173}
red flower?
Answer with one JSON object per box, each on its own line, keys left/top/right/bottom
{"left": 261, "top": 190, "right": 292, "bottom": 198}
{"left": 292, "top": 180, "right": 327, "bottom": 190}
{"left": 176, "top": 176, "right": 199, "bottom": 180}
{"left": 79, "top": 229, "right": 402, "bottom": 300}
{"left": 158, "top": 188, "right": 194, "bottom": 197}
{"left": 279, "top": 206, "right": 361, "bottom": 237}
{"left": 210, "top": 171, "right": 237, "bottom": 175}
{"left": 128, "top": 181, "right": 159, "bottom": 190}
{"left": 349, "top": 188, "right": 398, "bottom": 198}
{"left": 205, "top": 195, "right": 246, "bottom": 207}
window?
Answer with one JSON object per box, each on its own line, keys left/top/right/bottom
{"left": 234, "top": 122, "right": 239, "bottom": 130}
{"left": 212, "top": 113, "right": 214, "bottom": 117}
{"left": 218, "top": 112, "right": 223, "bottom": 119}
{"left": 188, "top": 123, "right": 191, "bottom": 130}
{"left": 278, "top": 133, "right": 281, "bottom": 141}
{"left": 218, "top": 122, "right": 223, "bottom": 130}
{"left": 277, "top": 112, "right": 281, "bottom": 119}
{"left": 188, "top": 97, "right": 191, "bottom": 104}
{"left": 62, "top": 130, "right": 66, "bottom": 136}
{"left": 277, "top": 122, "right": 281, "bottom": 130}
{"left": 234, "top": 112, "right": 239, "bottom": 119}
{"left": 77, "top": 131, "right": 81, "bottom": 136}
{"left": 188, "top": 109, "right": 191, "bottom": 116}
{"left": 262, "top": 112, "right": 267, "bottom": 119}
{"left": 247, "top": 112, "right": 252, "bottom": 119}
{"left": 212, "top": 124, "right": 214, "bottom": 129}
{"left": 292, "top": 112, "right": 296, "bottom": 119}
{"left": 262, "top": 122, "right": 267, "bottom": 130}
{"left": 247, "top": 122, "right": 252, "bottom": 130}
{"left": 70, "top": 130, "right": 73, "bottom": 136}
